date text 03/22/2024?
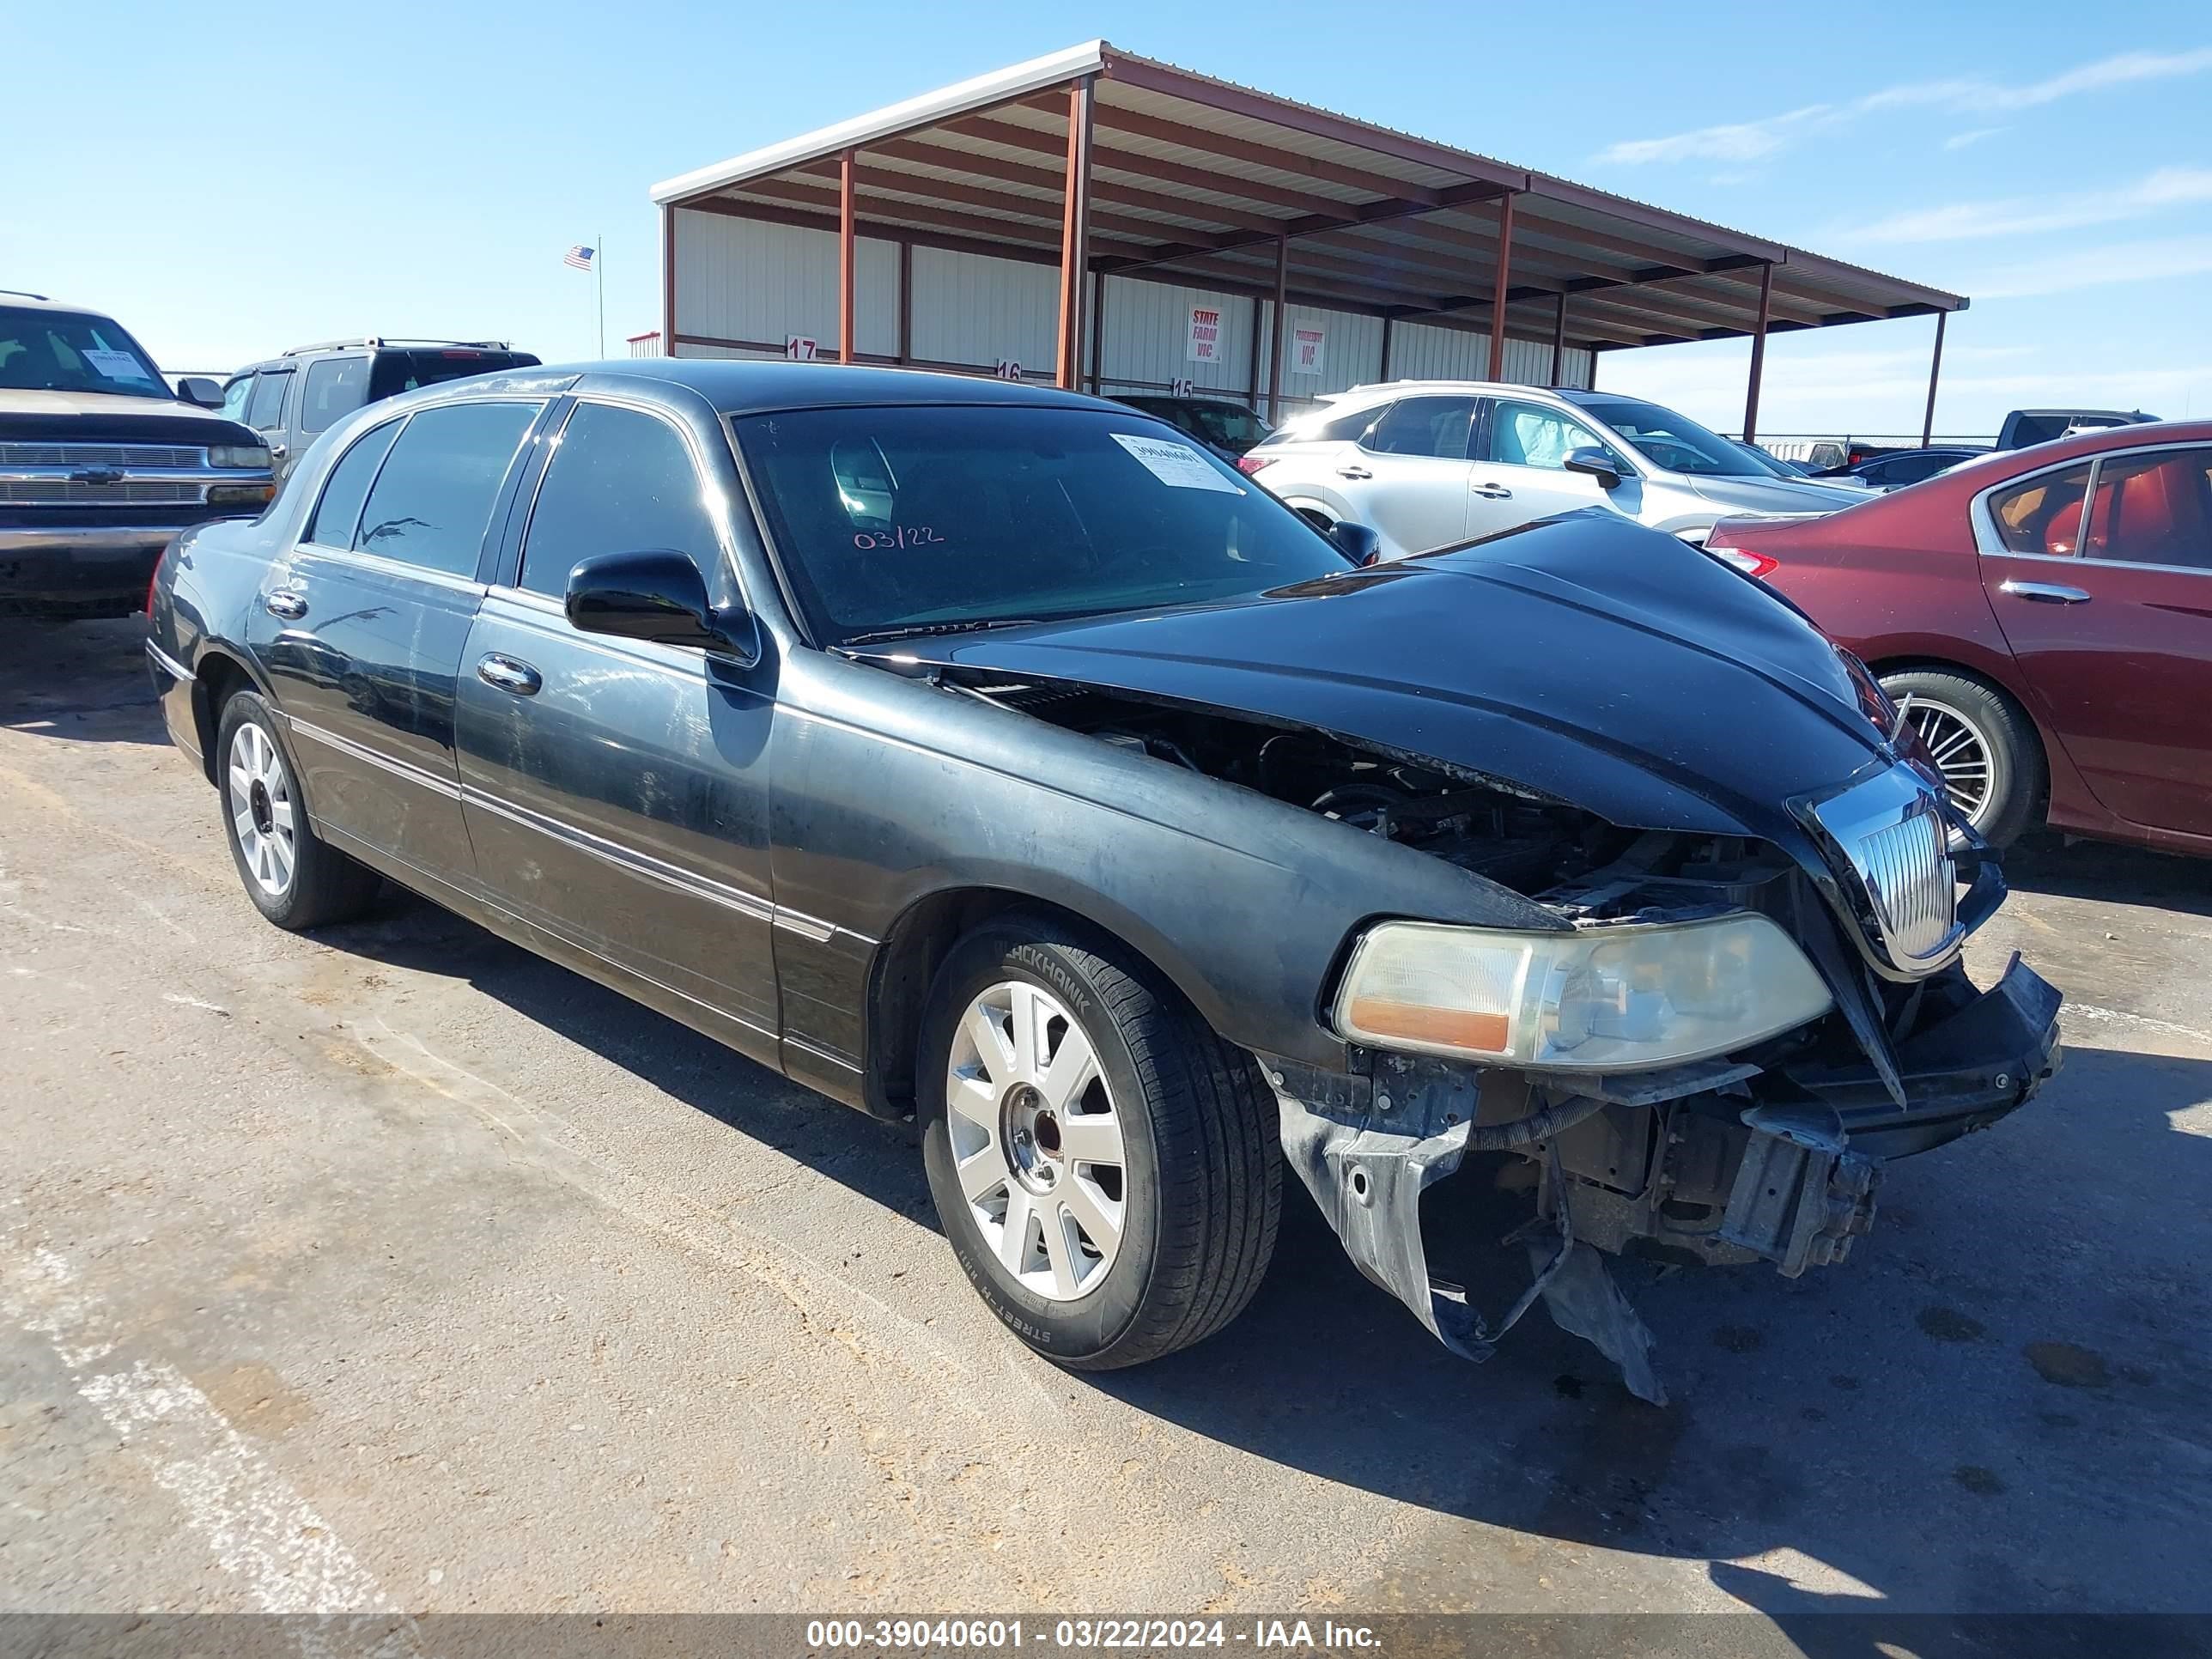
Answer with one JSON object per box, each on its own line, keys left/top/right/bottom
{"left": 802, "top": 1619, "right": 1382, "bottom": 1650}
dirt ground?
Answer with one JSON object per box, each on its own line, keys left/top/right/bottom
{"left": 3, "top": 616, "right": 2207, "bottom": 1634}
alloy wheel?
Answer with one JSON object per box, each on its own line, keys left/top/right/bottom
{"left": 1896, "top": 696, "right": 1994, "bottom": 825}
{"left": 944, "top": 980, "right": 1127, "bottom": 1303}
{"left": 227, "top": 721, "right": 296, "bottom": 897}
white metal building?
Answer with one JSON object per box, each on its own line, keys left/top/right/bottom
{"left": 650, "top": 42, "right": 1966, "bottom": 440}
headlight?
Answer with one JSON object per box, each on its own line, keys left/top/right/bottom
{"left": 208, "top": 445, "right": 271, "bottom": 470}
{"left": 1332, "top": 914, "right": 1833, "bottom": 1071}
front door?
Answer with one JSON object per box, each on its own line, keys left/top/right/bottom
{"left": 1341, "top": 394, "right": 1475, "bottom": 558}
{"left": 1981, "top": 442, "right": 2212, "bottom": 836}
{"left": 252, "top": 398, "right": 545, "bottom": 887}
{"left": 1468, "top": 398, "right": 1629, "bottom": 538}
{"left": 454, "top": 397, "right": 781, "bottom": 1042}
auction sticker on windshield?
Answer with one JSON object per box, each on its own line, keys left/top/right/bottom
{"left": 1110, "top": 432, "right": 1243, "bottom": 494}
{"left": 82, "top": 348, "right": 153, "bottom": 382}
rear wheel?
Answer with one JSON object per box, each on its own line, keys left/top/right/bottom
{"left": 1880, "top": 668, "right": 2045, "bottom": 848}
{"left": 918, "top": 916, "right": 1279, "bottom": 1370}
{"left": 216, "top": 690, "right": 382, "bottom": 929}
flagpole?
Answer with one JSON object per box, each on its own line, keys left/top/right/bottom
{"left": 596, "top": 232, "right": 606, "bottom": 358}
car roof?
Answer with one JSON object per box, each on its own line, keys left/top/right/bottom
{"left": 557, "top": 359, "right": 1116, "bottom": 416}
{"left": 0, "top": 292, "right": 112, "bottom": 318}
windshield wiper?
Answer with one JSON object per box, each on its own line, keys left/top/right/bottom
{"left": 837, "top": 617, "right": 1055, "bottom": 648}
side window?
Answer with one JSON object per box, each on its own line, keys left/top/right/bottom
{"left": 298, "top": 357, "right": 370, "bottom": 436}
{"left": 1990, "top": 463, "right": 2092, "bottom": 556}
{"left": 306, "top": 421, "right": 404, "bottom": 548}
{"left": 220, "top": 375, "right": 254, "bottom": 422}
{"left": 1313, "top": 403, "right": 1385, "bottom": 443}
{"left": 244, "top": 371, "right": 291, "bottom": 432}
{"left": 518, "top": 403, "right": 720, "bottom": 597}
{"left": 2083, "top": 448, "right": 2212, "bottom": 570}
{"left": 353, "top": 401, "right": 541, "bottom": 578}
{"left": 1487, "top": 400, "right": 1604, "bottom": 471}
{"left": 1363, "top": 396, "right": 1474, "bottom": 459}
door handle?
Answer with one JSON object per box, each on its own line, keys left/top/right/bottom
{"left": 268, "top": 442, "right": 289, "bottom": 460}
{"left": 263, "top": 587, "right": 307, "bottom": 620}
{"left": 1336, "top": 465, "right": 1373, "bottom": 480}
{"left": 1472, "top": 483, "right": 1514, "bottom": 500}
{"left": 476, "top": 653, "right": 543, "bottom": 696}
{"left": 2002, "top": 580, "right": 2091, "bottom": 605}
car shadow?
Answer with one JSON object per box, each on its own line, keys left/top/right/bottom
{"left": 2001, "top": 830, "right": 2211, "bottom": 919}
{"left": 316, "top": 884, "right": 2212, "bottom": 1635}
{"left": 0, "top": 615, "right": 167, "bottom": 746}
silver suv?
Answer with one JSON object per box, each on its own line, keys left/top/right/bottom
{"left": 1245, "top": 381, "right": 1868, "bottom": 560}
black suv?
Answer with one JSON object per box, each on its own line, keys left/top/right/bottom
{"left": 1, "top": 292, "right": 276, "bottom": 619}
{"left": 221, "top": 338, "right": 539, "bottom": 483}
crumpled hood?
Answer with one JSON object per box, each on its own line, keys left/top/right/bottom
{"left": 869, "top": 511, "right": 1896, "bottom": 844}
{"left": 1685, "top": 473, "right": 1871, "bottom": 514}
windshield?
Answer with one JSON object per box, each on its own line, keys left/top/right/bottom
{"left": 1578, "top": 397, "right": 1788, "bottom": 477}
{"left": 0, "top": 306, "right": 169, "bottom": 398}
{"left": 734, "top": 404, "right": 1354, "bottom": 647}
{"left": 1123, "top": 397, "right": 1273, "bottom": 453}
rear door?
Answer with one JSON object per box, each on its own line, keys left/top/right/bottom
{"left": 1468, "top": 397, "right": 1626, "bottom": 537}
{"left": 1979, "top": 442, "right": 2212, "bottom": 836}
{"left": 289, "top": 354, "right": 371, "bottom": 475}
{"left": 241, "top": 367, "right": 295, "bottom": 470}
{"left": 254, "top": 397, "right": 545, "bottom": 889}
{"left": 1344, "top": 394, "right": 1476, "bottom": 557}
{"left": 455, "top": 395, "right": 780, "bottom": 1039}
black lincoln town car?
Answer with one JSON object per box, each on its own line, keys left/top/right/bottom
{"left": 146, "top": 361, "right": 2062, "bottom": 1399}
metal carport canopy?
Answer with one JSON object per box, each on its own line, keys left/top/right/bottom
{"left": 650, "top": 40, "right": 1968, "bottom": 440}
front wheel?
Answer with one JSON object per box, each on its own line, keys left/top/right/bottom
{"left": 918, "top": 916, "right": 1279, "bottom": 1370}
{"left": 216, "top": 690, "right": 383, "bottom": 929}
{"left": 1880, "top": 668, "right": 2045, "bottom": 848}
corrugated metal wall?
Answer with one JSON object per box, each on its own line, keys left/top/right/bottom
{"left": 672, "top": 211, "right": 897, "bottom": 356}
{"left": 1387, "top": 322, "right": 1591, "bottom": 390}
{"left": 908, "top": 247, "right": 1057, "bottom": 374}
{"left": 670, "top": 210, "right": 1596, "bottom": 394}
{"left": 1091, "top": 277, "right": 1255, "bottom": 397}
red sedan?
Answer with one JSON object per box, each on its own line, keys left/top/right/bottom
{"left": 1706, "top": 421, "right": 2212, "bottom": 854}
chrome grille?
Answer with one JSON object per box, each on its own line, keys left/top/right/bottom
{"left": 1811, "top": 764, "right": 1961, "bottom": 974}
{"left": 0, "top": 479, "right": 206, "bottom": 506}
{"left": 1855, "top": 806, "right": 1955, "bottom": 963}
{"left": 0, "top": 441, "right": 204, "bottom": 470}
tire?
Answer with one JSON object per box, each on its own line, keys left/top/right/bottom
{"left": 1880, "top": 668, "right": 2045, "bottom": 849}
{"left": 918, "top": 915, "right": 1279, "bottom": 1370}
{"left": 215, "top": 690, "right": 382, "bottom": 929}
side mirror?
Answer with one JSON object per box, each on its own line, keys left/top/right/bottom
{"left": 566, "top": 550, "right": 738, "bottom": 652}
{"left": 178, "top": 376, "right": 225, "bottom": 408}
{"left": 1564, "top": 447, "right": 1623, "bottom": 490}
{"left": 1329, "top": 520, "right": 1384, "bottom": 567}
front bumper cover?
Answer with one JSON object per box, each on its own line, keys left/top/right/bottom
{"left": 1263, "top": 953, "right": 2063, "bottom": 1402}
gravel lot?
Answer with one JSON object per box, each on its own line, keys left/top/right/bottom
{"left": 3, "top": 616, "right": 2208, "bottom": 1630}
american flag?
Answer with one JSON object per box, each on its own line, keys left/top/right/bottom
{"left": 563, "top": 244, "right": 596, "bottom": 271}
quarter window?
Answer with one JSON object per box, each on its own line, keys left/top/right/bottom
{"left": 299, "top": 357, "right": 370, "bottom": 436}
{"left": 2082, "top": 448, "right": 2212, "bottom": 570}
{"left": 519, "top": 403, "right": 720, "bottom": 597}
{"left": 1989, "top": 464, "right": 2092, "bottom": 556}
{"left": 1486, "top": 400, "right": 1607, "bottom": 471}
{"left": 220, "top": 375, "right": 254, "bottom": 422}
{"left": 351, "top": 401, "right": 540, "bottom": 578}
{"left": 1363, "top": 396, "right": 1474, "bottom": 459}
{"left": 244, "top": 372, "right": 290, "bottom": 431}
{"left": 306, "top": 421, "right": 403, "bottom": 548}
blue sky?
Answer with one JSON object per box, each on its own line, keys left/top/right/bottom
{"left": 7, "top": 0, "right": 2207, "bottom": 439}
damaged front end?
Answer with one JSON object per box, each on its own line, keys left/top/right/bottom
{"left": 1256, "top": 767, "right": 2060, "bottom": 1404}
